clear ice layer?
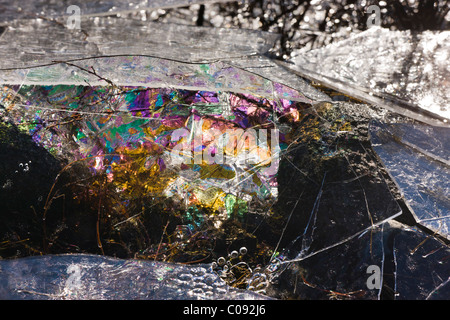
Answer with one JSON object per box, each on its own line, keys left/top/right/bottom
{"left": 285, "top": 27, "right": 450, "bottom": 127}
{"left": 386, "top": 221, "right": 449, "bottom": 300}
{"left": 271, "top": 220, "right": 449, "bottom": 300}
{"left": 0, "top": 253, "right": 272, "bottom": 300}
{"left": 0, "top": 17, "right": 328, "bottom": 103}
{"left": 369, "top": 120, "right": 450, "bottom": 240}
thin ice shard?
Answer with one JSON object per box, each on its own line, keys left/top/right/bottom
{"left": 268, "top": 217, "right": 449, "bottom": 300}
{"left": 283, "top": 27, "right": 450, "bottom": 127}
{"left": 383, "top": 221, "right": 450, "bottom": 300}
{"left": 239, "top": 101, "right": 403, "bottom": 296}
{"left": 268, "top": 224, "right": 386, "bottom": 300}
{"left": 273, "top": 121, "right": 402, "bottom": 262}
{"left": 369, "top": 120, "right": 450, "bottom": 240}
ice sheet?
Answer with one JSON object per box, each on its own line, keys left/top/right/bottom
{"left": 0, "top": 14, "right": 330, "bottom": 276}
{"left": 272, "top": 111, "right": 403, "bottom": 263}
{"left": 0, "top": 17, "right": 327, "bottom": 102}
{"left": 266, "top": 219, "right": 449, "bottom": 300}
{"left": 284, "top": 27, "right": 450, "bottom": 127}
{"left": 0, "top": 253, "right": 272, "bottom": 300}
{"left": 270, "top": 224, "right": 386, "bottom": 300}
{"left": 0, "top": 17, "right": 279, "bottom": 67}
{"left": 369, "top": 120, "right": 450, "bottom": 240}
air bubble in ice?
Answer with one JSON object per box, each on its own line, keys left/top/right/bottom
{"left": 217, "top": 257, "right": 226, "bottom": 266}
{"left": 177, "top": 273, "right": 192, "bottom": 281}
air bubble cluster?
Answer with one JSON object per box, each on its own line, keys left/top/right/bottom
{"left": 174, "top": 266, "right": 227, "bottom": 299}
{"left": 211, "top": 246, "right": 269, "bottom": 291}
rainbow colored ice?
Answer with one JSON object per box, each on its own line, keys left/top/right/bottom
{"left": 1, "top": 84, "right": 308, "bottom": 221}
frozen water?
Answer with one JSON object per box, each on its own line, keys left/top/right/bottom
{"left": 0, "top": 2, "right": 448, "bottom": 301}
{"left": 0, "top": 16, "right": 326, "bottom": 102}
{"left": 369, "top": 120, "right": 450, "bottom": 240}
{"left": 0, "top": 254, "right": 272, "bottom": 300}
{"left": 384, "top": 221, "right": 450, "bottom": 300}
{"left": 273, "top": 224, "right": 386, "bottom": 300}
{"left": 285, "top": 27, "right": 450, "bottom": 127}
{"left": 0, "top": 0, "right": 236, "bottom": 24}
